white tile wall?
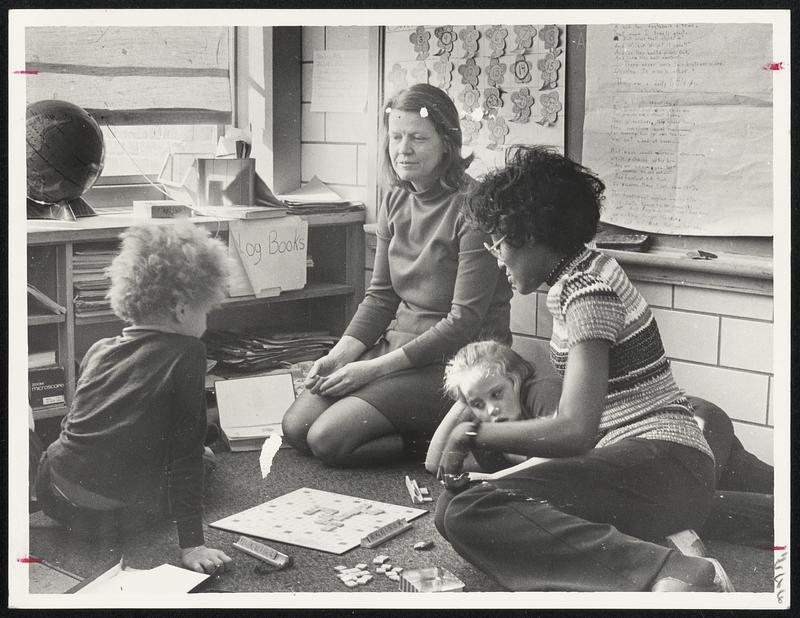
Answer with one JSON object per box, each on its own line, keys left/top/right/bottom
{"left": 301, "top": 103, "right": 325, "bottom": 142}
{"left": 326, "top": 112, "right": 369, "bottom": 143}
{"left": 633, "top": 280, "right": 673, "bottom": 308}
{"left": 651, "top": 308, "right": 719, "bottom": 364}
{"left": 767, "top": 377, "right": 773, "bottom": 426}
{"left": 301, "top": 64, "right": 313, "bottom": 102}
{"left": 512, "top": 335, "right": 557, "bottom": 378}
{"left": 300, "top": 143, "right": 358, "bottom": 185}
{"left": 357, "top": 145, "right": 368, "bottom": 185}
{"left": 510, "top": 293, "right": 537, "bottom": 335}
{"left": 720, "top": 317, "right": 773, "bottom": 372}
{"left": 731, "top": 421, "right": 774, "bottom": 466}
{"left": 671, "top": 361, "right": 769, "bottom": 425}
{"left": 674, "top": 285, "right": 773, "bottom": 320}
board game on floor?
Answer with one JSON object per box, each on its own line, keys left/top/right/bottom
{"left": 210, "top": 487, "right": 428, "bottom": 554}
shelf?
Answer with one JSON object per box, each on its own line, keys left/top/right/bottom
{"left": 28, "top": 313, "right": 66, "bottom": 326}
{"left": 32, "top": 404, "right": 68, "bottom": 421}
{"left": 73, "top": 282, "right": 355, "bottom": 325}
{"left": 27, "top": 210, "right": 366, "bottom": 245}
{"left": 220, "top": 282, "right": 354, "bottom": 309}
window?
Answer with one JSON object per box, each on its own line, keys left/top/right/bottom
{"left": 26, "top": 26, "right": 234, "bottom": 190}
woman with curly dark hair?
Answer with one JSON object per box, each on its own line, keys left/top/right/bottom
{"left": 433, "top": 145, "right": 735, "bottom": 592}
{"left": 281, "top": 84, "right": 512, "bottom": 467}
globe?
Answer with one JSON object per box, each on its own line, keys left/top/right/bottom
{"left": 26, "top": 99, "right": 105, "bottom": 216}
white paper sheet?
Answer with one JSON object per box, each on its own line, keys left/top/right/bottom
{"left": 582, "top": 23, "right": 773, "bottom": 236}
{"left": 311, "top": 49, "right": 369, "bottom": 113}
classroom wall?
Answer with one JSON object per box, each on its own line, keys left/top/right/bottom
{"left": 301, "top": 27, "right": 372, "bottom": 210}
{"left": 510, "top": 281, "right": 775, "bottom": 465}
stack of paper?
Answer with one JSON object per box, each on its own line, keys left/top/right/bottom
{"left": 203, "top": 330, "right": 337, "bottom": 374}
{"left": 277, "top": 176, "right": 364, "bottom": 214}
{"left": 72, "top": 248, "right": 116, "bottom": 316}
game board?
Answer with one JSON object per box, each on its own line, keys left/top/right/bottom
{"left": 210, "top": 487, "right": 428, "bottom": 554}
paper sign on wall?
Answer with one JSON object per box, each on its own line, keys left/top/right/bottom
{"left": 228, "top": 217, "right": 308, "bottom": 298}
{"left": 311, "top": 49, "right": 369, "bottom": 113}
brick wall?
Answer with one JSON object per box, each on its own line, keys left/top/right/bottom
{"left": 100, "top": 125, "right": 217, "bottom": 177}
{"left": 510, "top": 280, "right": 774, "bottom": 465}
{"left": 301, "top": 27, "right": 371, "bottom": 207}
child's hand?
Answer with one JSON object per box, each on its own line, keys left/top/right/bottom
{"left": 181, "top": 545, "right": 233, "bottom": 574}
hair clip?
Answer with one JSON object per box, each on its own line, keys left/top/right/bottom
{"left": 419, "top": 107, "right": 429, "bottom": 118}
{"left": 385, "top": 107, "right": 392, "bottom": 114}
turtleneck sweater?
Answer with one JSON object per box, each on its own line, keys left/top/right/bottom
{"left": 345, "top": 182, "right": 512, "bottom": 366}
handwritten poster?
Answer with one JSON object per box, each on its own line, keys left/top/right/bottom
{"left": 582, "top": 23, "right": 773, "bottom": 236}
{"left": 311, "top": 49, "right": 369, "bottom": 113}
{"left": 228, "top": 218, "right": 308, "bottom": 298}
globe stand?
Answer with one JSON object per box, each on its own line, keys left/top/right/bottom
{"left": 27, "top": 197, "right": 97, "bottom": 221}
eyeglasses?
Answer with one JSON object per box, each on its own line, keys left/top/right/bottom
{"left": 483, "top": 235, "right": 507, "bottom": 260}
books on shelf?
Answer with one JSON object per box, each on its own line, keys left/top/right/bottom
{"left": 29, "top": 365, "right": 65, "bottom": 408}
{"left": 29, "top": 350, "right": 57, "bottom": 368}
{"left": 72, "top": 248, "right": 116, "bottom": 317}
{"left": 203, "top": 330, "right": 337, "bottom": 374}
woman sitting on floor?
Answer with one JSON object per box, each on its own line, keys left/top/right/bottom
{"left": 432, "top": 145, "right": 736, "bottom": 592}
{"left": 281, "top": 83, "right": 512, "bottom": 467}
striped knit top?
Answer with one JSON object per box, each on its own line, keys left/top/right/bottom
{"left": 547, "top": 248, "right": 713, "bottom": 459}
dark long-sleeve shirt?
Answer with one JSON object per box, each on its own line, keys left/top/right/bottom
{"left": 345, "top": 182, "right": 512, "bottom": 366}
{"left": 46, "top": 327, "right": 207, "bottom": 547}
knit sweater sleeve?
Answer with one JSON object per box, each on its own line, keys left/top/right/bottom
{"left": 343, "top": 196, "right": 402, "bottom": 347}
{"left": 166, "top": 340, "right": 207, "bottom": 548}
{"left": 401, "top": 227, "right": 504, "bottom": 366}
{"left": 559, "top": 272, "right": 625, "bottom": 347}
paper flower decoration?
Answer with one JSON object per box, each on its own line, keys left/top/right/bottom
{"left": 537, "top": 49, "right": 562, "bottom": 90}
{"left": 538, "top": 25, "right": 560, "bottom": 50}
{"left": 434, "top": 25, "right": 457, "bottom": 55}
{"left": 485, "top": 25, "right": 508, "bottom": 58}
{"left": 432, "top": 53, "right": 453, "bottom": 89}
{"left": 486, "top": 57, "right": 507, "bottom": 88}
{"left": 410, "top": 26, "right": 431, "bottom": 60}
{"left": 387, "top": 63, "right": 408, "bottom": 94}
{"left": 411, "top": 61, "right": 429, "bottom": 85}
{"left": 486, "top": 116, "right": 510, "bottom": 150}
{"left": 460, "top": 116, "right": 482, "bottom": 145}
{"left": 483, "top": 87, "right": 503, "bottom": 117}
{"left": 513, "top": 25, "right": 537, "bottom": 52}
{"left": 512, "top": 55, "right": 532, "bottom": 83}
{"left": 537, "top": 91, "right": 563, "bottom": 126}
{"left": 459, "top": 25, "right": 480, "bottom": 58}
{"left": 457, "top": 58, "right": 480, "bottom": 87}
{"left": 510, "top": 87, "right": 534, "bottom": 123}
{"left": 457, "top": 84, "right": 481, "bottom": 112}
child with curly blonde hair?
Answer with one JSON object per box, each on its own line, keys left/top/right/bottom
{"left": 36, "top": 221, "right": 233, "bottom": 574}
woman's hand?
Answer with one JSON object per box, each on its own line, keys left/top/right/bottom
{"left": 437, "top": 421, "right": 478, "bottom": 478}
{"left": 311, "top": 359, "right": 380, "bottom": 397}
{"left": 305, "top": 336, "right": 368, "bottom": 391}
{"left": 181, "top": 545, "right": 233, "bottom": 574}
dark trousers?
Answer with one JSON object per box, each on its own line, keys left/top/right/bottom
{"left": 35, "top": 453, "right": 163, "bottom": 543}
{"left": 692, "top": 396, "right": 774, "bottom": 546}
{"left": 435, "top": 439, "right": 715, "bottom": 591}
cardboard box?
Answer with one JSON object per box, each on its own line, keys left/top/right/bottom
{"left": 159, "top": 155, "right": 255, "bottom": 208}
{"left": 29, "top": 365, "right": 65, "bottom": 408}
{"left": 227, "top": 217, "right": 308, "bottom": 297}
